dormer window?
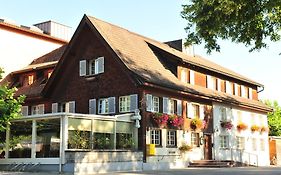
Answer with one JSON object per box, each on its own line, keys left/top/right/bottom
{"left": 28, "top": 75, "right": 34, "bottom": 85}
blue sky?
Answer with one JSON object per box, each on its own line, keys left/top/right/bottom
{"left": 1, "top": 0, "right": 280, "bottom": 103}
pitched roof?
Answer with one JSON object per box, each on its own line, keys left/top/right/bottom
{"left": 0, "top": 45, "right": 66, "bottom": 96}
{"left": 86, "top": 15, "right": 269, "bottom": 111}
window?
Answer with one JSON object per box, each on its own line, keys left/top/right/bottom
{"left": 116, "top": 133, "right": 133, "bottom": 149}
{"left": 79, "top": 57, "right": 104, "bottom": 76}
{"left": 98, "top": 98, "right": 109, "bottom": 114}
{"left": 220, "top": 135, "right": 229, "bottom": 148}
{"left": 260, "top": 139, "right": 265, "bottom": 151}
{"left": 89, "top": 59, "right": 95, "bottom": 75}
{"left": 167, "top": 130, "right": 176, "bottom": 147}
{"left": 59, "top": 103, "right": 66, "bottom": 112}
{"left": 54, "top": 101, "right": 75, "bottom": 113}
{"left": 93, "top": 133, "right": 114, "bottom": 149}
{"left": 168, "top": 99, "right": 175, "bottom": 114}
{"left": 207, "top": 75, "right": 217, "bottom": 90}
{"left": 151, "top": 129, "right": 161, "bottom": 146}
{"left": 119, "top": 96, "right": 130, "bottom": 112}
{"left": 252, "top": 138, "right": 257, "bottom": 151}
{"left": 95, "top": 57, "right": 104, "bottom": 74}
{"left": 191, "top": 132, "right": 200, "bottom": 147}
{"left": 152, "top": 96, "right": 159, "bottom": 112}
{"left": 193, "top": 104, "right": 200, "bottom": 118}
{"left": 220, "top": 107, "right": 227, "bottom": 121}
{"left": 28, "top": 75, "right": 34, "bottom": 85}
{"left": 236, "top": 136, "right": 245, "bottom": 150}
{"left": 31, "top": 104, "right": 44, "bottom": 115}
{"left": 189, "top": 70, "right": 195, "bottom": 85}
{"left": 180, "top": 68, "right": 187, "bottom": 83}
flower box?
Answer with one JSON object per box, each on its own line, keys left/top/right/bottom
{"left": 168, "top": 114, "right": 184, "bottom": 129}
{"left": 150, "top": 113, "right": 169, "bottom": 128}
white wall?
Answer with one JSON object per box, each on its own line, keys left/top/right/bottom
{"left": 0, "top": 28, "right": 63, "bottom": 77}
{"left": 213, "top": 103, "right": 270, "bottom": 166}
{"left": 146, "top": 129, "right": 204, "bottom": 162}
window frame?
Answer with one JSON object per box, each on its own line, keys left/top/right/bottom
{"left": 193, "top": 104, "right": 200, "bottom": 118}
{"left": 191, "top": 132, "right": 200, "bottom": 147}
{"left": 167, "top": 130, "right": 177, "bottom": 147}
{"left": 151, "top": 129, "right": 161, "bottom": 146}
{"left": 98, "top": 98, "right": 109, "bottom": 114}
{"left": 152, "top": 96, "right": 159, "bottom": 113}
{"left": 236, "top": 136, "right": 245, "bottom": 150}
{"left": 219, "top": 135, "right": 229, "bottom": 149}
{"left": 119, "top": 95, "right": 130, "bottom": 113}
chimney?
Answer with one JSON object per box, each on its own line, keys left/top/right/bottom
{"left": 165, "top": 39, "right": 195, "bottom": 57}
{"left": 34, "top": 21, "right": 71, "bottom": 41}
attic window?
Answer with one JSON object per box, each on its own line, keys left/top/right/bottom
{"left": 79, "top": 57, "right": 104, "bottom": 77}
{"left": 28, "top": 75, "right": 34, "bottom": 85}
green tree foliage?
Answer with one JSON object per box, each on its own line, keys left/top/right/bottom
{"left": 0, "top": 68, "right": 25, "bottom": 131}
{"left": 265, "top": 100, "right": 281, "bottom": 136}
{"left": 181, "top": 0, "right": 281, "bottom": 53}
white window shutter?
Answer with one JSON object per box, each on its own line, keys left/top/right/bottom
{"left": 79, "top": 60, "right": 87, "bottom": 76}
{"left": 188, "top": 103, "right": 194, "bottom": 118}
{"left": 226, "top": 81, "right": 231, "bottom": 94}
{"left": 38, "top": 104, "right": 44, "bottom": 114}
{"left": 95, "top": 57, "right": 104, "bottom": 74}
{"left": 68, "top": 101, "right": 75, "bottom": 113}
{"left": 181, "top": 69, "right": 187, "bottom": 83}
{"left": 249, "top": 88, "right": 253, "bottom": 99}
{"left": 89, "top": 99, "right": 96, "bottom": 114}
{"left": 52, "top": 103, "right": 58, "bottom": 113}
{"left": 21, "top": 106, "right": 28, "bottom": 116}
{"left": 130, "top": 94, "right": 138, "bottom": 112}
{"left": 163, "top": 97, "right": 168, "bottom": 114}
{"left": 108, "top": 97, "right": 116, "bottom": 114}
{"left": 146, "top": 94, "right": 152, "bottom": 112}
{"left": 177, "top": 100, "right": 182, "bottom": 116}
{"left": 190, "top": 70, "right": 195, "bottom": 85}
{"left": 217, "top": 78, "right": 221, "bottom": 91}
{"left": 200, "top": 105, "right": 204, "bottom": 120}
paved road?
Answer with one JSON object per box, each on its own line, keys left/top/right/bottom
{"left": 1, "top": 167, "right": 281, "bottom": 175}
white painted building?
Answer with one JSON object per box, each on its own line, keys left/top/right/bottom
{"left": 213, "top": 103, "right": 269, "bottom": 166}
{"left": 0, "top": 18, "right": 69, "bottom": 78}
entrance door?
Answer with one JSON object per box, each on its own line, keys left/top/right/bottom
{"left": 204, "top": 134, "right": 212, "bottom": 160}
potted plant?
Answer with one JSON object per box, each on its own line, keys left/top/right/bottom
{"left": 237, "top": 122, "right": 248, "bottom": 131}
{"left": 190, "top": 118, "right": 204, "bottom": 131}
{"left": 251, "top": 125, "right": 260, "bottom": 132}
{"left": 150, "top": 113, "right": 169, "bottom": 128}
{"left": 220, "top": 120, "right": 233, "bottom": 130}
{"left": 168, "top": 114, "right": 184, "bottom": 129}
{"left": 178, "top": 144, "right": 192, "bottom": 153}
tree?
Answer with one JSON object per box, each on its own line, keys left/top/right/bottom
{"left": 0, "top": 68, "right": 25, "bottom": 131}
{"left": 264, "top": 100, "right": 281, "bottom": 136}
{"left": 181, "top": 0, "right": 281, "bottom": 53}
